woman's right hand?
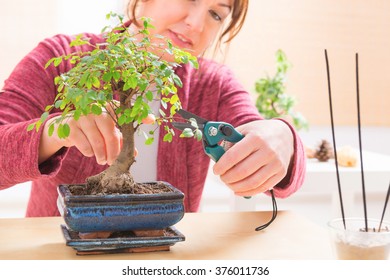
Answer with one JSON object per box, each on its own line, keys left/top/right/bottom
{"left": 39, "top": 111, "right": 122, "bottom": 166}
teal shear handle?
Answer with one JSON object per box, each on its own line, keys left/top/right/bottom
{"left": 203, "top": 121, "right": 244, "bottom": 162}
{"left": 203, "top": 121, "right": 251, "bottom": 199}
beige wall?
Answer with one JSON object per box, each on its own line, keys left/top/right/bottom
{"left": 224, "top": 0, "right": 390, "bottom": 126}
{"left": 1, "top": 1, "right": 58, "bottom": 88}
{"left": 2, "top": 0, "right": 389, "bottom": 126}
{"left": 0, "top": 0, "right": 124, "bottom": 89}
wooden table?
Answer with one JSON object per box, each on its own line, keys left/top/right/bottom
{"left": 0, "top": 211, "right": 333, "bottom": 260}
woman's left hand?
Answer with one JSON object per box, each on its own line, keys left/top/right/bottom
{"left": 213, "top": 120, "right": 294, "bottom": 197}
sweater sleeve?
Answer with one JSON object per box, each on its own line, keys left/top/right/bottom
{"left": 271, "top": 118, "right": 306, "bottom": 198}
{"left": 0, "top": 35, "right": 74, "bottom": 188}
{"left": 214, "top": 64, "right": 263, "bottom": 126}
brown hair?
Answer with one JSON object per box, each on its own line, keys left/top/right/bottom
{"left": 127, "top": 0, "right": 248, "bottom": 45}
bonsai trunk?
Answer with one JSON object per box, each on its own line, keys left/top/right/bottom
{"left": 72, "top": 89, "right": 171, "bottom": 196}
{"left": 86, "top": 121, "right": 137, "bottom": 194}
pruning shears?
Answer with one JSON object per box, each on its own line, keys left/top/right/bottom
{"left": 172, "top": 109, "right": 244, "bottom": 162}
{"left": 172, "top": 109, "right": 278, "bottom": 231}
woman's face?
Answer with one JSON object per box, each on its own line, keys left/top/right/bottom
{"left": 133, "top": 0, "right": 233, "bottom": 58}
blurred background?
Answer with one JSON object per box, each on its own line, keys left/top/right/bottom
{"left": 1, "top": 0, "right": 389, "bottom": 225}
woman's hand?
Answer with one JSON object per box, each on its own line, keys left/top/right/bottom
{"left": 213, "top": 120, "right": 294, "bottom": 197}
{"left": 39, "top": 110, "right": 122, "bottom": 166}
{"left": 38, "top": 108, "right": 154, "bottom": 165}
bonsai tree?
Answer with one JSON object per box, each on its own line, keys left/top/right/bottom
{"left": 28, "top": 13, "right": 198, "bottom": 195}
{"left": 254, "top": 49, "right": 308, "bottom": 131}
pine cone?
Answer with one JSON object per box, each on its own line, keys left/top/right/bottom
{"left": 315, "top": 139, "right": 333, "bottom": 162}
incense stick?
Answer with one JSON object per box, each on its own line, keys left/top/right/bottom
{"left": 324, "top": 49, "right": 346, "bottom": 229}
{"left": 355, "top": 53, "right": 368, "bottom": 232}
{"left": 378, "top": 181, "right": 390, "bottom": 231}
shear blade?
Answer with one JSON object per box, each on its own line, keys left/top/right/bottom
{"left": 177, "top": 109, "right": 208, "bottom": 125}
{"left": 171, "top": 122, "right": 193, "bottom": 131}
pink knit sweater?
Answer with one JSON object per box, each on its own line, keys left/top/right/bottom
{"left": 0, "top": 33, "right": 306, "bottom": 217}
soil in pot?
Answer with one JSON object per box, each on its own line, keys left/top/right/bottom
{"left": 69, "top": 180, "right": 173, "bottom": 196}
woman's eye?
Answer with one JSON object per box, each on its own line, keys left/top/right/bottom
{"left": 209, "top": 10, "right": 222, "bottom": 21}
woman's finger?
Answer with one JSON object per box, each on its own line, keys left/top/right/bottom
{"left": 77, "top": 116, "right": 109, "bottom": 165}
{"left": 94, "top": 114, "right": 122, "bottom": 165}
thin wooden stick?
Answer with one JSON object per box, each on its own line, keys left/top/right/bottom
{"left": 355, "top": 53, "right": 368, "bottom": 232}
{"left": 324, "top": 49, "right": 346, "bottom": 229}
{"left": 378, "top": 181, "right": 390, "bottom": 231}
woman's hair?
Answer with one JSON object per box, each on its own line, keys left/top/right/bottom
{"left": 127, "top": 0, "right": 248, "bottom": 45}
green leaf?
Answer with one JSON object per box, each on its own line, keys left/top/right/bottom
{"left": 85, "top": 79, "right": 93, "bottom": 89}
{"left": 163, "top": 132, "right": 173, "bottom": 142}
{"left": 145, "top": 138, "right": 154, "bottom": 145}
{"left": 77, "top": 72, "right": 88, "bottom": 87}
{"left": 189, "top": 118, "right": 198, "bottom": 129}
{"left": 163, "top": 68, "right": 173, "bottom": 77}
{"left": 138, "top": 80, "right": 149, "bottom": 92}
{"left": 133, "top": 96, "right": 143, "bottom": 112}
{"left": 143, "top": 19, "right": 149, "bottom": 29}
{"left": 45, "top": 58, "right": 56, "bottom": 69}
{"left": 73, "top": 109, "right": 81, "bottom": 121}
{"left": 170, "top": 94, "right": 179, "bottom": 105}
{"left": 48, "top": 123, "right": 55, "bottom": 136}
{"left": 139, "top": 105, "right": 149, "bottom": 122}
{"left": 115, "top": 107, "right": 123, "bottom": 115}
{"left": 69, "top": 34, "right": 90, "bottom": 47}
{"left": 145, "top": 90, "right": 153, "bottom": 101}
{"left": 161, "top": 99, "right": 167, "bottom": 109}
{"left": 27, "top": 123, "right": 35, "bottom": 132}
{"left": 118, "top": 114, "right": 127, "bottom": 126}
{"left": 180, "top": 128, "right": 194, "bottom": 138}
{"left": 57, "top": 123, "right": 66, "bottom": 138}
{"left": 112, "top": 71, "right": 121, "bottom": 81}
{"left": 92, "top": 76, "right": 101, "bottom": 88}
{"left": 123, "top": 76, "right": 137, "bottom": 91}
{"left": 53, "top": 57, "right": 63, "bottom": 67}
{"left": 172, "top": 74, "right": 183, "bottom": 87}
{"left": 40, "top": 112, "right": 49, "bottom": 123}
{"left": 155, "top": 77, "right": 163, "bottom": 86}
{"left": 91, "top": 104, "right": 103, "bottom": 115}
{"left": 54, "top": 76, "right": 62, "bottom": 85}
{"left": 194, "top": 129, "right": 203, "bottom": 141}
{"left": 62, "top": 123, "right": 70, "bottom": 137}
{"left": 189, "top": 57, "right": 199, "bottom": 69}
{"left": 34, "top": 120, "right": 42, "bottom": 132}
{"left": 44, "top": 105, "right": 53, "bottom": 112}
{"left": 102, "top": 72, "right": 112, "bottom": 82}
{"left": 159, "top": 109, "right": 166, "bottom": 117}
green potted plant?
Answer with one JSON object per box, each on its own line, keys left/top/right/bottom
{"left": 254, "top": 49, "right": 308, "bottom": 131}
{"left": 28, "top": 13, "right": 198, "bottom": 235}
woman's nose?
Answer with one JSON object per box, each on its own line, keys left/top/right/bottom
{"left": 185, "top": 8, "right": 207, "bottom": 33}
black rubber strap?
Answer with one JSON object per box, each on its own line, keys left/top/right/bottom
{"left": 255, "top": 189, "right": 278, "bottom": 231}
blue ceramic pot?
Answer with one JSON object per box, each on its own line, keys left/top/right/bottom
{"left": 57, "top": 182, "right": 185, "bottom": 233}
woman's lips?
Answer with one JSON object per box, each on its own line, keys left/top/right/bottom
{"left": 168, "top": 30, "right": 193, "bottom": 49}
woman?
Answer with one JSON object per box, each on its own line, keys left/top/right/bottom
{"left": 0, "top": 0, "right": 305, "bottom": 216}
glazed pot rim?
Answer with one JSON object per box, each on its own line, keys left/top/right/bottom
{"left": 58, "top": 181, "right": 185, "bottom": 204}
